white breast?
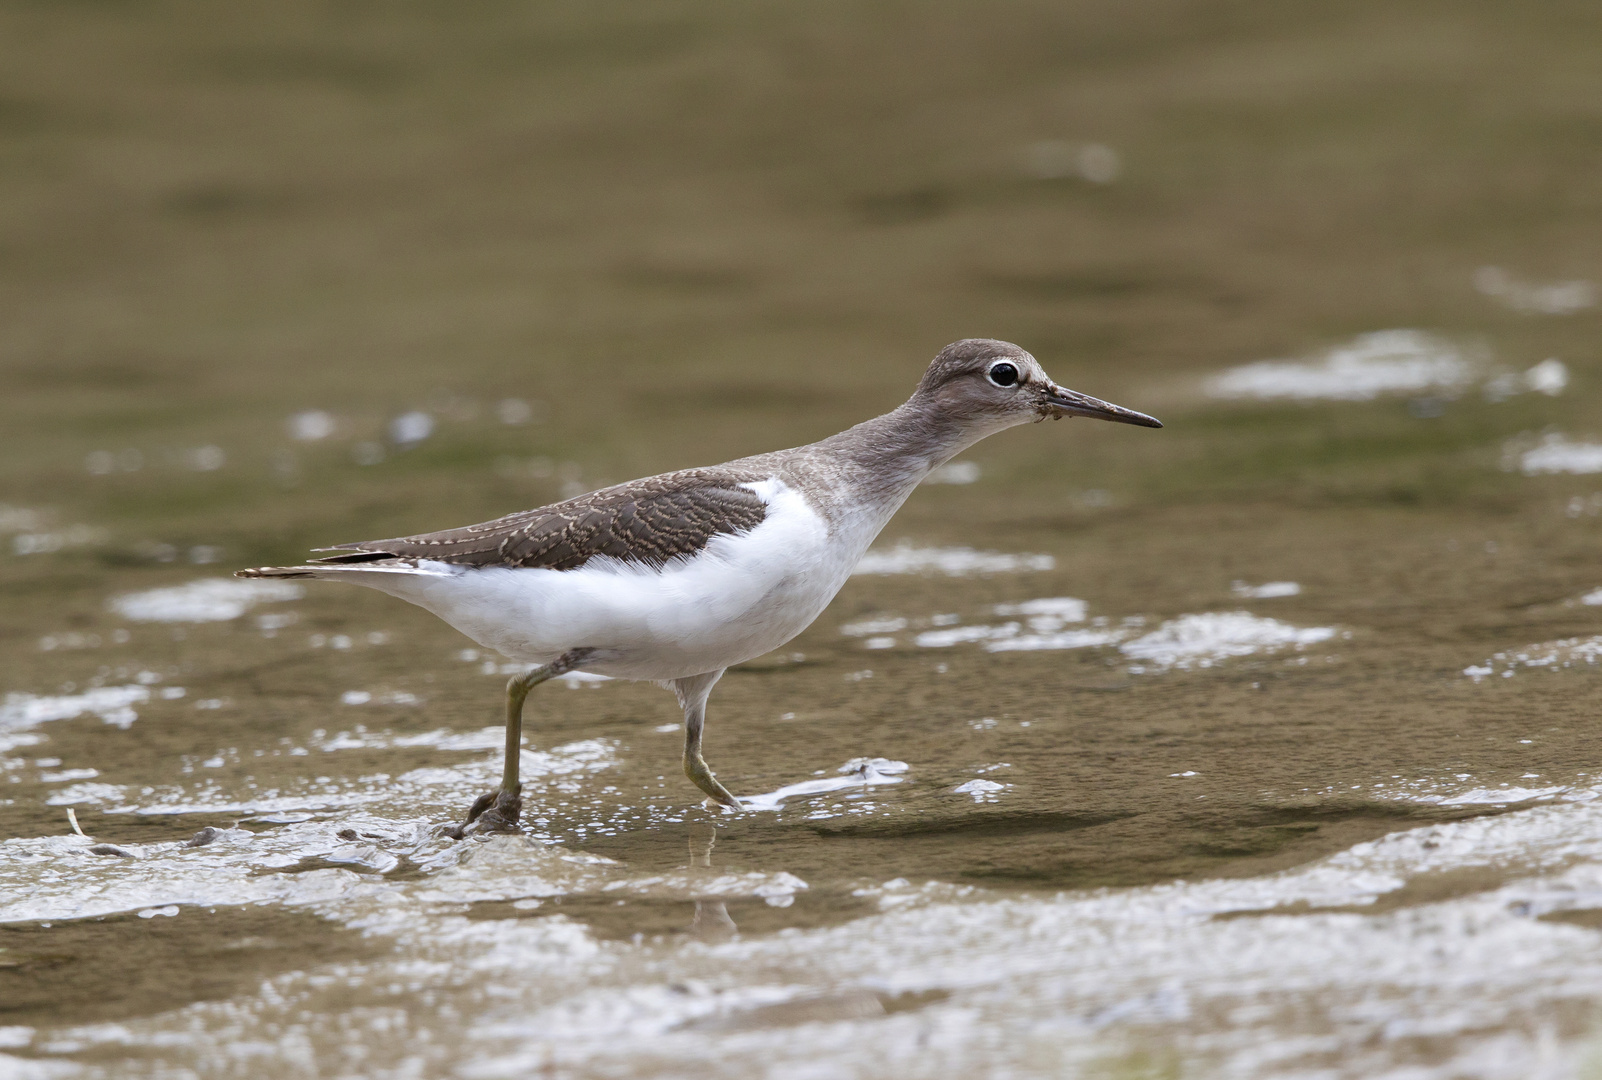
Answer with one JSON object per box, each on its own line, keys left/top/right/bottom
{"left": 359, "top": 476, "right": 872, "bottom": 681}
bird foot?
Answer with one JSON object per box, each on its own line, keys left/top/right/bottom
{"left": 442, "top": 788, "right": 523, "bottom": 839}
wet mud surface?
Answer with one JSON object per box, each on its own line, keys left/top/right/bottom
{"left": 3, "top": 1, "right": 1602, "bottom": 1077}
{"left": 0, "top": 906, "right": 379, "bottom": 1027}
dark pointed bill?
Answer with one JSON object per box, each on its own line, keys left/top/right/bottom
{"left": 1044, "top": 385, "right": 1163, "bottom": 428}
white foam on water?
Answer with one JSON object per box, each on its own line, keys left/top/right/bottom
{"left": 1205, "top": 330, "right": 1476, "bottom": 402}
{"left": 0, "top": 801, "right": 810, "bottom": 929}
{"left": 137, "top": 905, "right": 181, "bottom": 918}
{"left": 985, "top": 628, "right": 1127, "bottom": 653}
{"left": 317, "top": 724, "right": 503, "bottom": 749}
{"left": 1024, "top": 140, "right": 1121, "bottom": 183}
{"left": 45, "top": 781, "right": 127, "bottom": 807}
{"left": 0, "top": 685, "right": 153, "bottom": 754}
{"left": 338, "top": 690, "right": 422, "bottom": 707}
{"left": 108, "top": 579, "right": 303, "bottom": 623}
{"left": 446, "top": 792, "right": 1602, "bottom": 1077}
{"left": 13, "top": 784, "right": 1602, "bottom": 1078}
{"left": 1463, "top": 635, "right": 1602, "bottom": 682}
{"left": 849, "top": 603, "right": 1091, "bottom": 648}
{"left": 900, "top": 603, "right": 1336, "bottom": 667}
{"left": 1475, "top": 266, "right": 1599, "bottom": 315}
{"left": 991, "top": 597, "right": 1087, "bottom": 620}
{"left": 389, "top": 410, "right": 434, "bottom": 445}
{"left": 1513, "top": 434, "right": 1602, "bottom": 476}
{"left": 914, "top": 623, "right": 1019, "bottom": 648}
{"left": 853, "top": 542, "right": 1054, "bottom": 576}
{"left": 287, "top": 409, "right": 336, "bottom": 441}
{"left": 951, "top": 779, "right": 1006, "bottom": 802}
{"left": 1485, "top": 358, "right": 1570, "bottom": 402}
{"left": 1580, "top": 588, "right": 1602, "bottom": 607}
{"left": 316, "top": 726, "right": 505, "bottom": 752}
{"left": 0, "top": 824, "right": 400, "bottom": 924}
{"left": 0, "top": 504, "right": 48, "bottom": 535}
{"left": 1430, "top": 785, "right": 1571, "bottom": 806}
{"left": 1119, "top": 612, "right": 1336, "bottom": 671}
{"left": 739, "top": 758, "right": 909, "bottom": 812}
{"left": 12, "top": 667, "right": 1602, "bottom": 1080}
{"left": 12, "top": 525, "right": 106, "bottom": 557}
{"left": 839, "top": 616, "right": 909, "bottom": 636}
{"left": 0, "top": 685, "right": 151, "bottom": 731}
{"left": 896, "top": 597, "right": 1122, "bottom": 652}
{"left": 38, "top": 768, "right": 98, "bottom": 783}
{"left": 1525, "top": 357, "right": 1570, "bottom": 394}
{"left": 1230, "top": 580, "right": 1301, "bottom": 599}
{"left": 15, "top": 654, "right": 1602, "bottom": 1079}
{"left": 39, "top": 738, "right": 623, "bottom": 824}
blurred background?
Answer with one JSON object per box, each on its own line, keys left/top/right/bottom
{"left": 1, "top": 0, "right": 1597, "bottom": 566}
{"left": 4, "top": 3, "right": 1602, "bottom": 1077}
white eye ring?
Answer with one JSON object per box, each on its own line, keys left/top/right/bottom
{"left": 986, "top": 361, "right": 1021, "bottom": 388}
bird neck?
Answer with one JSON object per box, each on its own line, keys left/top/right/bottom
{"left": 814, "top": 394, "right": 996, "bottom": 492}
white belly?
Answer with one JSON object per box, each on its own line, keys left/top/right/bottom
{"left": 348, "top": 477, "right": 878, "bottom": 680}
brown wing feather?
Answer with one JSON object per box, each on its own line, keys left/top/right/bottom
{"left": 314, "top": 470, "right": 770, "bottom": 572}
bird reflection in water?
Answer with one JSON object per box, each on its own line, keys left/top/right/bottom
{"left": 687, "top": 821, "right": 738, "bottom": 942}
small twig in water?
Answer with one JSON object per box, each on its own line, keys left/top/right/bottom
{"left": 66, "top": 807, "right": 88, "bottom": 838}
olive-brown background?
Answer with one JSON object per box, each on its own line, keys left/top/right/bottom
{"left": 3, "top": 0, "right": 1601, "bottom": 1030}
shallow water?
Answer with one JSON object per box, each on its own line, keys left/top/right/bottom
{"left": 5, "top": 2, "right": 1602, "bottom": 1077}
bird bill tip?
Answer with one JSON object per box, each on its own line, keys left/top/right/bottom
{"left": 1045, "top": 387, "right": 1163, "bottom": 428}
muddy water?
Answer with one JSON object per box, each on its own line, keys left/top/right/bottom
{"left": 5, "top": 2, "right": 1602, "bottom": 1077}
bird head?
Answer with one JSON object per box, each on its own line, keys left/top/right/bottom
{"left": 915, "top": 339, "right": 1163, "bottom": 432}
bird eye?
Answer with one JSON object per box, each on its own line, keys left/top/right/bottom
{"left": 986, "top": 361, "right": 1020, "bottom": 388}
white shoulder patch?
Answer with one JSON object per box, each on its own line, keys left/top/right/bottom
{"left": 739, "top": 476, "right": 787, "bottom": 503}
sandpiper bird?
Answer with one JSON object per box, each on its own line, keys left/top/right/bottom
{"left": 239, "top": 339, "right": 1160, "bottom": 834}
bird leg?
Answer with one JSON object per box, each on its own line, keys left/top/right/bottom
{"left": 449, "top": 648, "right": 595, "bottom": 838}
{"left": 672, "top": 669, "right": 741, "bottom": 809}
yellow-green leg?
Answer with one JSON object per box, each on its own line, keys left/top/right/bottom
{"left": 672, "top": 669, "right": 741, "bottom": 810}
{"left": 450, "top": 648, "right": 593, "bottom": 837}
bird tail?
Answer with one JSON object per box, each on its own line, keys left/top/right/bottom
{"left": 236, "top": 565, "right": 326, "bottom": 580}
{"left": 236, "top": 553, "right": 450, "bottom": 584}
